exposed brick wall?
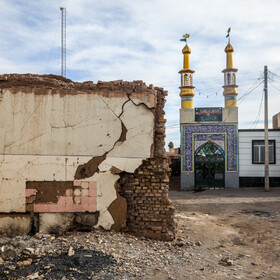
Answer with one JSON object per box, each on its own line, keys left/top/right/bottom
{"left": 119, "top": 87, "right": 176, "bottom": 241}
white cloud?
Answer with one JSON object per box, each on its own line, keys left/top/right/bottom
{"left": 0, "top": 0, "right": 280, "bottom": 149}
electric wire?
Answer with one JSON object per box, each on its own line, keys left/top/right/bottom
{"left": 166, "top": 73, "right": 264, "bottom": 128}
{"left": 268, "top": 70, "right": 280, "bottom": 80}
{"left": 250, "top": 90, "right": 264, "bottom": 129}
{"left": 153, "top": 71, "right": 261, "bottom": 87}
{"left": 268, "top": 80, "right": 280, "bottom": 95}
{"left": 195, "top": 86, "right": 223, "bottom": 98}
{"left": 222, "top": 74, "right": 263, "bottom": 108}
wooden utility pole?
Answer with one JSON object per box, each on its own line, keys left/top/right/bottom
{"left": 264, "top": 66, "right": 269, "bottom": 192}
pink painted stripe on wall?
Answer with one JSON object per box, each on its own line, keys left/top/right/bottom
{"left": 26, "top": 189, "right": 38, "bottom": 197}
{"left": 31, "top": 181, "right": 97, "bottom": 213}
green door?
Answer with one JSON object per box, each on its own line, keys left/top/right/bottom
{"left": 195, "top": 142, "right": 225, "bottom": 189}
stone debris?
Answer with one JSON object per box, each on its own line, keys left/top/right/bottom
{"left": 220, "top": 257, "right": 234, "bottom": 266}
{"left": 34, "top": 233, "right": 43, "bottom": 240}
{"left": 0, "top": 230, "right": 205, "bottom": 279}
{"left": 1, "top": 228, "right": 264, "bottom": 280}
{"left": 16, "top": 258, "right": 32, "bottom": 268}
{"left": 67, "top": 246, "right": 75, "bottom": 257}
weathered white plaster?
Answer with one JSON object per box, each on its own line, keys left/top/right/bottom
{"left": 84, "top": 172, "right": 119, "bottom": 230}
{"left": 0, "top": 155, "right": 92, "bottom": 212}
{"left": 99, "top": 95, "right": 129, "bottom": 117}
{"left": 107, "top": 101, "right": 154, "bottom": 158}
{"left": 0, "top": 90, "right": 122, "bottom": 156}
{"left": 95, "top": 210, "right": 115, "bottom": 230}
{"left": 98, "top": 157, "right": 143, "bottom": 173}
{"left": 130, "top": 92, "right": 156, "bottom": 109}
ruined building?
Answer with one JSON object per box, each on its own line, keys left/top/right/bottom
{"left": 0, "top": 74, "right": 175, "bottom": 240}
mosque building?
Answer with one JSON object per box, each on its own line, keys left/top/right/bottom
{"left": 180, "top": 33, "right": 241, "bottom": 190}
{"left": 179, "top": 32, "right": 280, "bottom": 190}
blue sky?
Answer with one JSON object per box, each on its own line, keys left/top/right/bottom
{"left": 1, "top": 0, "right": 280, "bottom": 148}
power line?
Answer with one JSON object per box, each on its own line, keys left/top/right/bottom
{"left": 153, "top": 71, "right": 261, "bottom": 86}
{"left": 224, "top": 75, "right": 263, "bottom": 108}
{"left": 166, "top": 124, "right": 180, "bottom": 128}
{"left": 268, "top": 80, "right": 280, "bottom": 95}
{"left": 195, "top": 86, "right": 223, "bottom": 98}
{"left": 166, "top": 74, "right": 264, "bottom": 126}
{"left": 268, "top": 70, "right": 280, "bottom": 80}
{"left": 238, "top": 81, "right": 263, "bottom": 105}
{"left": 250, "top": 90, "right": 264, "bottom": 129}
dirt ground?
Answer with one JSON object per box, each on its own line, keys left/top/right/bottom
{"left": 169, "top": 180, "right": 280, "bottom": 280}
{"left": 0, "top": 180, "right": 279, "bottom": 279}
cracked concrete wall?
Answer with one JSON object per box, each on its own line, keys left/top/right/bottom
{"left": 0, "top": 74, "right": 156, "bottom": 233}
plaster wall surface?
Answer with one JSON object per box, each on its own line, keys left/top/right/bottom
{"left": 1, "top": 90, "right": 124, "bottom": 156}
{"left": 85, "top": 172, "right": 119, "bottom": 230}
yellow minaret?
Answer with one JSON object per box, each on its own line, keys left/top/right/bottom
{"left": 179, "top": 34, "right": 195, "bottom": 108}
{"left": 222, "top": 28, "right": 238, "bottom": 107}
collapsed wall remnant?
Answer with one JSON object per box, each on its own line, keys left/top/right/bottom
{"left": 0, "top": 74, "right": 175, "bottom": 240}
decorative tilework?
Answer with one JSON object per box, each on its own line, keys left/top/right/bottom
{"left": 181, "top": 124, "right": 238, "bottom": 172}
{"left": 194, "top": 134, "right": 225, "bottom": 151}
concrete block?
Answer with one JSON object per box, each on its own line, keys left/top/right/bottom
{"left": 0, "top": 215, "right": 32, "bottom": 237}
{"left": 180, "top": 172, "right": 195, "bottom": 190}
{"left": 180, "top": 108, "right": 195, "bottom": 124}
{"left": 225, "top": 172, "right": 239, "bottom": 188}
{"left": 223, "top": 107, "right": 238, "bottom": 123}
{"left": 39, "top": 213, "right": 74, "bottom": 234}
{"left": 75, "top": 213, "right": 99, "bottom": 227}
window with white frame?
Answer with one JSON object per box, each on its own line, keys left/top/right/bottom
{"left": 252, "top": 140, "right": 276, "bottom": 164}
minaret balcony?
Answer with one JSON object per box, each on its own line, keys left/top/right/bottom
{"left": 180, "top": 86, "right": 195, "bottom": 97}
{"left": 222, "top": 85, "right": 239, "bottom": 96}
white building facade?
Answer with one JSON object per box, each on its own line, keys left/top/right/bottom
{"left": 239, "top": 129, "right": 280, "bottom": 187}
